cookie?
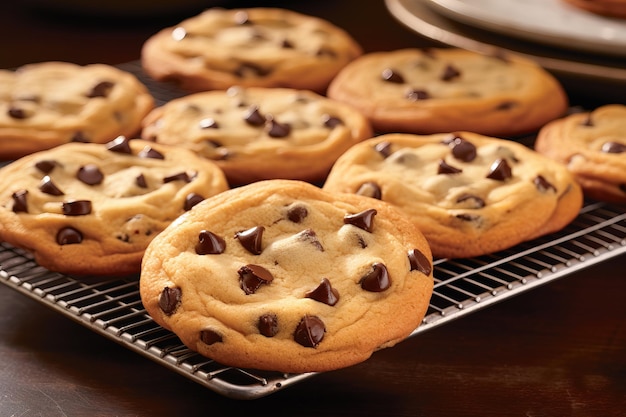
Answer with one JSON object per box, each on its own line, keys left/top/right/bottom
{"left": 0, "top": 62, "right": 154, "bottom": 160}
{"left": 327, "top": 48, "right": 568, "bottom": 136}
{"left": 323, "top": 132, "right": 583, "bottom": 259}
{"left": 561, "top": 0, "right": 626, "bottom": 19}
{"left": 141, "top": 86, "right": 373, "bottom": 185}
{"left": 0, "top": 137, "right": 229, "bottom": 276}
{"left": 140, "top": 179, "right": 433, "bottom": 373}
{"left": 140, "top": 7, "right": 363, "bottom": 93}
{"left": 535, "top": 104, "right": 626, "bottom": 204}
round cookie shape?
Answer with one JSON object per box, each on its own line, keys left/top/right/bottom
{"left": 140, "top": 7, "right": 363, "bottom": 93}
{"left": 327, "top": 48, "right": 568, "bottom": 136}
{"left": 141, "top": 86, "right": 373, "bottom": 185}
{"left": 0, "top": 62, "right": 155, "bottom": 159}
{"left": 535, "top": 104, "right": 626, "bottom": 204}
{"left": 323, "top": 132, "right": 583, "bottom": 259}
{"left": 140, "top": 180, "right": 433, "bottom": 373}
{"left": 0, "top": 138, "right": 229, "bottom": 275}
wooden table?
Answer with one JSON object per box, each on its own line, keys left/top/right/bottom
{"left": 1, "top": 1, "right": 625, "bottom": 416}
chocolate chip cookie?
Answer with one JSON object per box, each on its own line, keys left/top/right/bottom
{"left": 323, "top": 132, "right": 583, "bottom": 259}
{"left": 141, "top": 86, "right": 373, "bottom": 185}
{"left": 0, "top": 137, "right": 229, "bottom": 275}
{"left": 141, "top": 7, "right": 363, "bottom": 93}
{"left": 535, "top": 104, "right": 626, "bottom": 204}
{"left": 0, "top": 61, "right": 154, "bottom": 160}
{"left": 140, "top": 179, "right": 433, "bottom": 373}
{"left": 327, "top": 48, "right": 568, "bottom": 136}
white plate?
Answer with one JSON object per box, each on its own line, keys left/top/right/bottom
{"left": 425, "top": 0, "right": 626, "bottom": 57}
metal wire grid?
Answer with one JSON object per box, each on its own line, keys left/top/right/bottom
{"left": 1, "top": 201, "right": 624, "bottom": 399}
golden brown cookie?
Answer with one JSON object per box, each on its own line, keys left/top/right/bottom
{"left": 141, "top": 7, "right": 363, "bottom": 93}
{"left": 535, "top": 104, "right": 626, "bottom": 204}
{"left": 0, "top": 62, "right": 154, "bottom": 160}
{"left": 141, "top": 86, "right": 373, "bottom": 185}
{"left": 140, "top": 179, "right": 433, "bottom": 373}
{"left": 327, "top": 48, "right": 568, "bottom": 136}
{"left": 0, "top": 138, "right": 229, "bottom": 275}
{"left": 323, "top": 132, "right": 583, "bottom": 259}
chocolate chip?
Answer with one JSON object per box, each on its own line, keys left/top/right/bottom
{"left": 138, "top": 145, "right": 164, "bottom": 159}
{"left": 374, "top": 141, "right": 392, "bottom": 158}
{"left": 496, "top": 101, "right": 517, "bottom": 111}
{"left": 11, "top": 190, "right": 28, "bottom": 213}
{"left": 238, "top": 264, "right": 274, "bottom": 295}
{"left": 456, "top": 213, "right": 480, "bottom": 222}
{"left": 356, "top": 182, "right": 382, "bottom": 200}
{"left": 86, "top": 80, "right": 114, "bottom": 98}
{"left": 258, "top": 313, "right": 279, "bottom": 337}
{"left": 163, "top": 172, "right": 192, "bottom": 183}
{"left": 199, "top": 117, "right": 219, "bottom": 129}
{"left": 200, "top": 329, "right": 223, "bottom": 345}
{"left": 266, "top": 117, "right": 291, "bottom": 138}
{"left": 601, "top": 141, "right": 626, "bottom": 153}
{"left": 360, "top": 263, "right": 390, "bottom": 292}
{"left": 456, "top": 193, "right": 485, "bottom": 208}
{"left": 381, "top": 68, "right": 405, "bottom": 83}
{"left": 196, "top": 230, "right": 226, "bottom": 255}
{"left": 135, "top": 174, "right": 147, "bottom": 188}
{"left": 7, "top": 106, "right": 29, "bottom": 119}
{"left": 296, "top": 229, "right": 324, "bottom": 251}
{"left": 344, "top": 208, "right": 377, "bottom": 233}
{"left": 438, "top": 159, "right": 463, "bottom": 174}
{"left": 306, "top": 278, "right": 339, "bottom": 306}
{"left": 106, "top": 136, "right": 132, "bottom": 154}
{"left": 243, "top": 105, "right": 266, "bottom": 126}
{"left": 441, "top": 64, "right": 461, "bottom": 81}
{"left": 322, "top": 114, "right": 344, "bottom": 128}
{"left": 158, "top": 286, "right": 182, "bottom": 315}
{"left": 56, "top": 227, "right": 83, "bottom": 245}
{"left": 294, "top": 315, "right": 325, "bottom": 348}
{"left": 184, "top": 193, "right": 204, "bottom": 211}
{"left": 446, "top": 135, "right": 477, "bottom": 162}
{"left": 235, "top": 226, "right": 264, "bottom": 255}
{"left": 534, "top": 175, "right": 556, "bottom": 193}
{"left": 408, "top": 249, "right": 432, "bottom": 275}
{"left": 406, "top": 89, "right": 430, "bottom": 101}
{"left": 287, "top": 205, "right": 308, "bottom": 223}
{"left": 486, "top": 158, "right": 512, "bottom": 181}
{"left": 77, "top": 164, "right": 104, "bottom": 185}
{"left": 71, "top": 131, "right": 90, "bottom": 143}
{"left": 35, "top": 160, "right": 57, "bottom": 174}
{"left": 62, "top": 200, "right": 92, "bottom": 216}
{"left": 39, "top": 176, "right": 64, "bottom": 196}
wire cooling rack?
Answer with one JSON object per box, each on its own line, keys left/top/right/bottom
{"left": 1, "top": 200, "right": 624, "bottom": 399}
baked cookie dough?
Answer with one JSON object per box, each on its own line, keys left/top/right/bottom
{"left": 140, "top": 180, "right": 433, "bottom": 373}
{"left": 0, "top": 61, "right": 154, "bottom": 159}
{"left": 0, "top": 137, "right": 229, "bottom": 275}
{"left": 141, "top": 86, "right": 373, "bottom": 185}
{"left": 141, "top": 7, "right": 363, "bottom": 93}
{"left": 535, "top": 104, "right": 626, "bottom": 204}
{"left": 323, "top": 132, "right": 583, "bottom": 259}
{"left": 327, "top": 48, "right": 568, "bottom": 136}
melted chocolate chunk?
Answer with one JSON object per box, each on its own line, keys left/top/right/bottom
{"left": 486, "top": 158, "right": 512, "bottom": 181}
{"left": 258, "top": 313, "right": 279, "bottom": 337}
{"left": 184, "top": 193, "right": 204, "bottom": 211}
{"left": 381, "top": 68, "right": 405, "bottom": 84}
{"left": 266, "top": 118, "right": 291, "bottom": 138}
{"left": 62, "top": 200, "right": 92, "bottom": 216}
{"left": 287, "top": 204, "right": 308, "bottom": 223}
{"left": 200, "top": 329, "right": 223, "bottom": 345}
{"left": 56, "top": 227, "right": 83, "bottom": 245}
{"left": 534, "top": 175, "right": 556, "bottom": 193}
{"left": 71, "top": 131, "right": 90, "bottom": 143}
{"left": 374, "top": 141, "right": 393, "bottom": 158}
{"left": 35, "top": 160, "right": 58, "bottom": 174}
{"left": 296, "top": 229, "right": 324, "bottom": 251}
{"left": 86, "top": 80, "right": 114, "bottom": 98}
{"left": 359, "top": 263, "right": 390, "bottom": 292}
{"left": 438, "top": 159, "right": 463, "bottom": 174}
{"left": 135, "top": 174, "right": 147, "bottom": 188}
{"left": 322, "top": 114, "right": 343, "bottom": 128}
{"left": 7, "top": 106, "right": 29, "bottom": 119}
{"left": 138, "top": 146, "right": 165, "bottom": 159}
{"left": 199, "top": 117, "right": 219, "bottom": 129}
{"left": 106, "top": 136, "right": 132, "bottom": 154}
{"left": 238, "top": 264, "right": 274, "bottom": 295}
{"left": 235, "top": 226, "right": 264, "bottom": 254}
{"left": 406, "top": 89, "right": 430, "bottom": 101}
{"left": 77, "top": 164, "right": 104, "bottom": 185}
{"left": 158, "top": 286, "right": 182, "bottom": 315}
{"left": 243, "top": 105, "right": 266, "bottom": 126}
{"left": 306, "top": 278, "right": 339, "bottom": 306}
{"left": 39, "top": 176, "right": 64, "bottom": 196}
{"left": 196, "top": 230, "right": 226, "bottom": 255}
{"left": 163, "top": 172, "right": 192, "bottom": 183}
{"left": 344, "top": 208, "right": 377, "bottom": 233}
{"left": 445, "top": 136, "right": 477, "bottom": 162}
{"left": 456, "top": 193, "right": 485, "bottom": 208}
{"left": 441, "top": 64, "right": 461, "bottom": 81}
{"left": 11, "top": 190, "right": 28, "bottom": 213}
{"left": 408, "top": 249, "right": 432, "bottom": 275}
{"left": 601, "top": 142, "right": 626, "bottom": 154}
{"left": 294, "top": 315, "right": 325, "bottom": 348}
{"left": 281, "top": 38, "right": 294, "bottom": 48}
{"left": 356, "top": 182, "right": 382, "bottom": 200}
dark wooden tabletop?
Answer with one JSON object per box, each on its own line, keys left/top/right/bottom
{"left": 1, "top": 1, "right": 625, "bottom": 416}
